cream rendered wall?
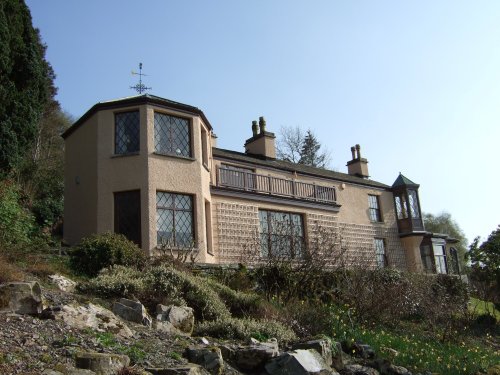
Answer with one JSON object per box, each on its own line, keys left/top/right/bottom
{"left": 145, "top": 106, "right": 214, "bottom": 262}
{"left": 63, "top": 113, "right": 98, "bottom": 245}
{"left": 95, "top": 106, "right": 150, "bottom": 250}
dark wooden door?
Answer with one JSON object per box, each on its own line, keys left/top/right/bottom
{"left": 114, "top": 190, "right": 141, "bottom": 247}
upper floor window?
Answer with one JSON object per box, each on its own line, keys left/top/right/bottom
{"left": 115, "top": 111, "right": 140, "bottom": 154}
{"left": 154, "top": 112, "right": 191, "bottom": 157}
{"left": 368, "top": 195, "right": 382, "bottom": 222}
{"left": 259, "top": 210, "right": 304, "bottom": 258}
{"left": 407, "top": 190, "right": 420, "bottom": 218}
{"left": 374, "top": 238, "right": 387, "bottom": 268}
{"left": 156, "top": 192, "right": 194, "bottom": 248}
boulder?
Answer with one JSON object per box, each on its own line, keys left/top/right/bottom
{"left": 368, "top": 359, "right": 411, "bottom": 375}
{"left": 113, "top": 298, "right": 152, "bottom": 327}
{"left": 0, "top": 281, "right": 43, "bottom": 315}
{"left": 185, "top": 346, "right": 224, "bottom": 375}
{"left": 331, "top": 341, "right": 344, "bottom": 371}
{"left": 231, "top": 338, "right": 279, "bottom": 371}
{"left": 49, "top": 274, "right": 77, "bottom": 293}
{"left": 265, "top": 349, "right": 336, "bottom": 375}
{"left": 146, "top": 364, "right": 210, "bottom": 375}
{"left": 55, "top": 303, "right": 133, "bottom": 338}
{"left": 43, "top": 367, "right": 96, "bottom": 375}
{"left": 75, "top": 351, "right": 129, "bottom": 375}
{"left": 156, "top": 304, "right": 194, "bottom": 334}
{"left": 340, "top": 364, "right": 379, "bottom": 375}
{"left": 293, "top": 339, "right": 332, "bottom": 366}
{"left": 343, "top": 341, "right": 375, "bottom": 360}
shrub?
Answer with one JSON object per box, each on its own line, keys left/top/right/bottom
{"left": 69, "top": 233, "right": 145, "bottom": 276}
{"left": 194, "top": 317, "right": 296, "bottom": 344}
{"left": 78, "top": 265, "right": 146, "bottom": 298}
{"left": 206, "top": 278, "right": 262, "bottom": 317}
{"left": 0, "top": 254, "right": 24, "bottom": 283}
{"left": 0, "top": 180, "right": 34, "bottom": 246}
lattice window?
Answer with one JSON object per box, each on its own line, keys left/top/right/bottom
{"left": 154, "top": 112, "right": 191, "bottom": 157}
{"left": 115, "top": 111, "right": 140, "bottom": 154}
{"left": 368, "top": 195, "right": 382, "bottom": 222}
{"left": 374, "top": 238, "right": 387, "bottom": 268}
{"left": 408, "top": 190, "right": 420, "bottom": 218}
{"left": 259, "top": 210, "right": 304, "bottom": 258}
{"left": 156, "top": 192, "right": 194, "bottom": 248}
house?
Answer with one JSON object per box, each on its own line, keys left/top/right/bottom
{"left": 62, "top": 94, "right": 460, "bottom": 275}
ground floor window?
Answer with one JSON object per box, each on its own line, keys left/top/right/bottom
{"left": 420, "top": 241, "right": 448, "bottom": 274}
{"left": 374, "top": 238, "right": 387, "bottom": 268}
{"left": 433, "top": 244, "right": 447, "bottom": 274}
{"left": 156, "top": 192, "right": 194, "bottom": 248}
{"left": 259, "top": 210, "right": 304, "bottom": 258}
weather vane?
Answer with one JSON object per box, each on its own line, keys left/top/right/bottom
{"left": 130, "top": 63, "right": 152, "bottom": 94}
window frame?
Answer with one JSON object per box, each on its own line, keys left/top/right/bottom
{"left": 154, "top": 111, "right": 193, "bottom": 158}
{"left": 114, "top": 110, "right": 140, "bottom": 155}
{"left": 156, "top": 191, "right": 195, "bottom": 249}
{"left": 259, "top": 209, "right": 305, "bottom": 259}
{"left": 368, "top": 194, "right": 382, "bottom": 222}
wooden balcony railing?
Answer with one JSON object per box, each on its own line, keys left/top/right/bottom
{"left": 216, "top": 167, "right": 336, "bottom": 204}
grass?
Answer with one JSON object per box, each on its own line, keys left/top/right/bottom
{"left": 469, "top": 297, "right": 500, "bottom": 320}
{"left": 336, "top": 323, "right": 499, "bottom": 375}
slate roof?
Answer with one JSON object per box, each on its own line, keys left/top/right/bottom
{"left": 62, "top": 94, "right": 212, "bottom": 139}
{"left": 392, "top": 173, "right": 419, "bottom": 188}
{"left": 213, "top": 148, "right": 390, "bottom": 189}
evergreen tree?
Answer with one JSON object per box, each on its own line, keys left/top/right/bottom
{"left": 0, "top": 0, "right": 56, "bottom": 174}
{"left": 298, "top": 130, "right": 328, "bottom": 168}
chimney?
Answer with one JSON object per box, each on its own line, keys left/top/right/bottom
{"left": 346, "top": 144, "right": 369, "bottom": 178}
{"left": 244, "top": 116, "right": 276, "bottom": 159}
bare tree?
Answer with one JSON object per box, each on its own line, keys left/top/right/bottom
{"left": 276, "top": 125, "right": 331, "bottom": 169}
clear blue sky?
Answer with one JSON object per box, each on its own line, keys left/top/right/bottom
{"left": 26, "top": 0, "right": 500, "bottom": 244}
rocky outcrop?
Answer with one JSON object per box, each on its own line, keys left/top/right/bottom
{"left": 113, "top": 298, "right": 152, "bottom": 327}
{"left": 293, "top": 339, "right": 333, "bottom": 366}
{"left": 265, "top": 349, "right": 337, "bottom": 375}
{"left": 146, "top": 364, "right": 210, "bottom": 375}
{"left": 54, "top": 302, "right": 133, "bottom": 338}
{"left": 0, "top": 281, "right": 44, "bottom": 315}
{"left": 185, "top": 346, "right": 224, "bottom": 375}
{"left": 223, "top": 338, "right": 279, "bottom": 371}
{"left": 49, "top": 274, "right": 77, "bottom": 293}
{"left": 74, "top": 351, "right": 130, "bottom": 375}
{"left": 156, "top": 304, "right": 194, "bottom": 335}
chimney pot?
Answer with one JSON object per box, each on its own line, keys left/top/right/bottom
{"left": 252, "top": 120, "right": 258, "bottom": 137}
{"left": 355, "top": 144, "right": 361, "bottom": 159}
{"left": 350, "top": 146, "right": 356, "bottom": 160}
{"left": 259, "top": 116, "right": 266, "bottom": 133}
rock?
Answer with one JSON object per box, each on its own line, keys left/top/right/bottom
{"left": 49, "top": 274, "right": 77, "bottom": 293}
{"left": 113, "top": 298, "right": 152, "bottom": 327}
{"left": 42, "top": 370, "right": 65, "bottom": 375}
{"left": 154, "top": 320, "right": 181, "bottom": 334}
{"left": 344, "top": 341, "right": 375, "bottom": 360}
{"left": 368, "top": 358, "right": 411, "bottom": 375}
{"left": 75, "top": 351, "right": 130, "bottom": 375}
{"left": 0, "top": 281, "right": 44, "bottom": 315}
{"left": 341, "top": 364, "right": 379, "bottom": 375}
{"left": 55, "top": 303, "right": 133, "bottom": 338}
{"left": 156, "top": 304, "right": 194, "bottom": 334}
{"left": 265, "top": 349, "right": 336, "bottom": 375}
{"left": 43, "top": 366, "right": 96, "bottom": 375}
{"left": 232, "top": 338, "right": 279, "bottom": 370}
{"left": 200, "top": 337, "right": 210, "bottom": 345}
{"left": 388, "top": 365, "right": 411, "bottom": 375}
{"left": 146, "top": 364, "right": 210, "bottom": 375}
{"left": 293, "top": 339, "right": 333, "bottom": 366}
{"left": 331, "top": 341, "right": 344, "bottom": 371}
{"left": 185, "top": 346, "right": 224, "bottom": 375}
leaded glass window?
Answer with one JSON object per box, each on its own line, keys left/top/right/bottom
{"left": 374, "top": 238, "right": 386, "bottom": 268}
{"left": 433, "top": 245, "right": 447, "bottom": 274}
{"left": 368, "top": 195, "right": 382, "bottom": 222}
{"left": 259, "top": 210, "right": 304, "bottom": 258}
{"left": 154, "top": 112, "right": 191, "bottom": 157}
{"left": 156, "top": 192, "right": 194, "bottom": 248}
{"left": 408, "top": 190, "right": 420, "bottom": 218}
{"left": 115, "top": 111, "right": 140, "bottom": 154}
{"left": 420, "top": 245, "right": 434, "bottom": 273}
{"left": 395, "top": 194, "right": 408, "bottom": 219}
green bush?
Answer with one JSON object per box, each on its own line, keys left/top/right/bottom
{"left": 0, "top": 180, "right": 35, "bottom": 246}
{"left": 69, "top": 233, "right": 145, "bottom": 276}
{"left": 77, "top": 265, "right": 146, "bottom": 297}
{"left": 194, "top": 317, "right": 296, "bottom": 344}
{"left": 206, "top": 278, "right": 262, "bottom": 317}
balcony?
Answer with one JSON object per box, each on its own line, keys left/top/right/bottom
{"left": 216, "top": 167, "right": 337, "bottom": 204}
